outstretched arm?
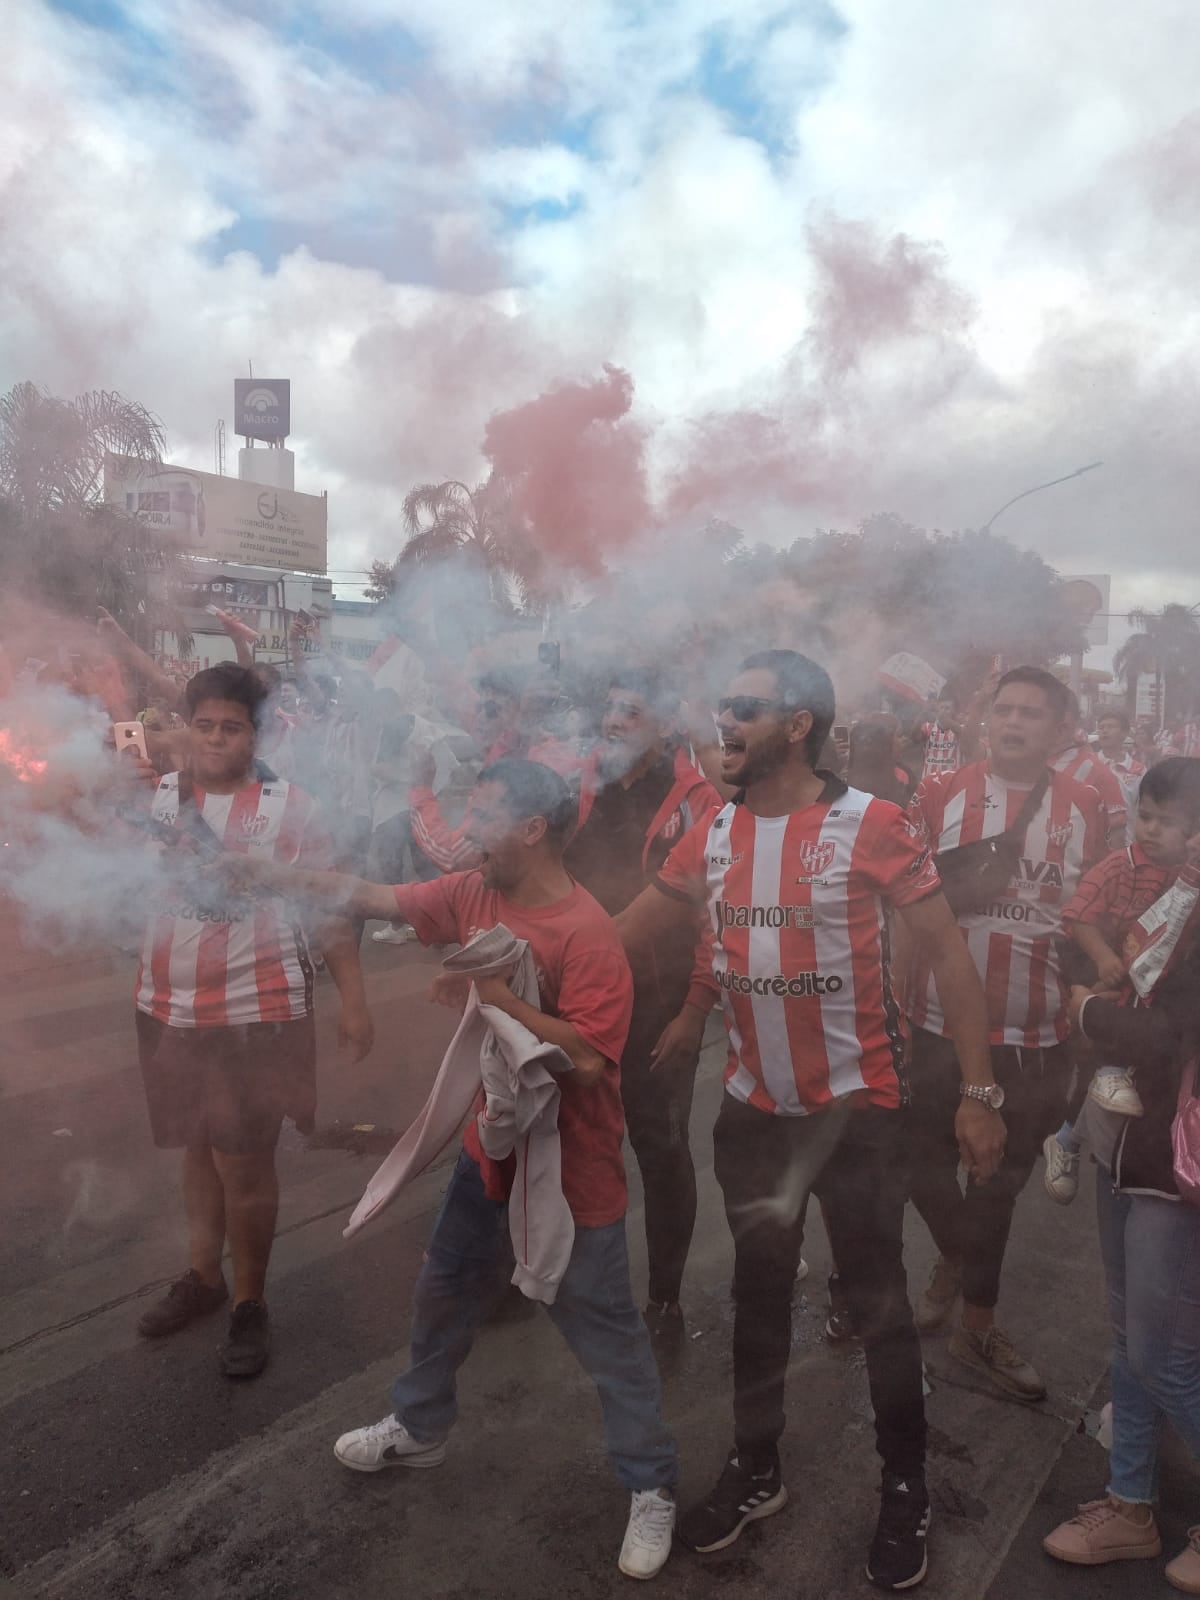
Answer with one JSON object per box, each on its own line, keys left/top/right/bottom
{"left": 217, "top": 855, "right": 403, "bottom": 921}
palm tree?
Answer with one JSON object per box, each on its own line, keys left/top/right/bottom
{"left": 0, "top": 382, "right": 165, "bottom": 521}
{"left": 0, "top": 381, "right": 187, "bottom": 650}
{"left": 397, "top": 477, "right": 544, "bottom": 611}
{"left": 1114, "top": 604, "right": 1200, "bottom": 724}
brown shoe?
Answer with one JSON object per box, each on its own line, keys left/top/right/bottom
{"left": 138, "top": 1269, "right": 228, "bottom": 1338}
{"left": 949, "top": 1323, "right": 1047, "bottom": 1401}
{"left": 915, "top": 1255, "right": 961, "bottom": 1333}
{"left": 1167, "top": 1525, "right": 1200, "bottom": 1593}
{"left": 1043, "top": 1497, "right": 1161, "bottom": 1565}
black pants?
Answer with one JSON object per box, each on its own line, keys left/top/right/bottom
{"left": 713, "top": 1093, "right": 926, "bottom": 1478}
{"left": 621, "top": 1006, "right": 699, "bottom": 1306}
{"left": 907, "top": 1027, "right": 1071, "bottom": 1310}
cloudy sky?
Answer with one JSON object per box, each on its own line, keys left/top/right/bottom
{"left": 3, "top": 0, "right": 1199, "bottom": 648}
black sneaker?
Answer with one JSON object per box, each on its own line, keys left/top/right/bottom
{"left": 219, "top": 1300, "right": 271, "bottom": 1378}
{"left": 826, "top": 1272, "right": 857, "bottom": 1343}
{"left": 644, "top": 1302, "right": 686, "bottom": 1372}
{"left": 866, "top": 1471, "right": 931, "bottom": 1590}
{"left": 677, "top": 1449, "right": 788, "bottom": 1553}
{"left": 138, "top": 1269, "right": 228, "bottom": 1338}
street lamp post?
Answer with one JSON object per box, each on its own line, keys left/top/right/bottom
{"left": 977, "top": 460, "right": 1104, "bottom": 703}
{"left": 979, "top": 461, "right": 1103, "bottom": 534}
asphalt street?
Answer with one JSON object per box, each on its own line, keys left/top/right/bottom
{"left": 1, "top": 918, "right": 1197, "bottom": 1600}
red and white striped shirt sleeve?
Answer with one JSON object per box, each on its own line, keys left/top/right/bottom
{"left": 410, "top": 786, "right": 484, "bottom": 874}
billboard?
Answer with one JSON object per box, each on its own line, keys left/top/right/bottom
{"left": 1059, "top": 574, "right": 1111, "bottom": 647}
{"left": 104, "top": 455, "right": 327, "bottom": 574}
{"left": 233, "top": 379, "right": 290, "bottom": 441}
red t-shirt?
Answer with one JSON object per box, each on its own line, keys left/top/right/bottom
{"left": 393, "top": 872, "right": 633, "bottom": 1226}
{"left": 657, "top": 780, "right": 941, "bottom": 1115}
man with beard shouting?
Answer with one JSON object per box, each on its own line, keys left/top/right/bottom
{"left": 617, "top": 649, "right": 1002, "bottom": 1592}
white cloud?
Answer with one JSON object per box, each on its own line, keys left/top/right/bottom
{"left": 3, "top": 0, "right": 1200, "bottom": 638}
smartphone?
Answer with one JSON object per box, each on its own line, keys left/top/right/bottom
{"left": 113, "top": 720, "right": 149, "bottom": 761}
{"left": 832, "top": 724, "right": 849, "bottom": 744}
{"left": 537, "top": 640, "right": 561, "bottom": 674}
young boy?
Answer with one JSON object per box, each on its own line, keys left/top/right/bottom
{"left": 1043, "top": 758, "right": 1200, "bottom": 1203}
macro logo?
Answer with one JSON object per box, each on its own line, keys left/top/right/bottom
{"left": 257, "top": 491, "right": 278, "bottom": 520}
{"left": 234, "top": 378, "right": 291, "bottom": 440}
{"left": 243, "top": 386, "right": 282, "bottom": 416}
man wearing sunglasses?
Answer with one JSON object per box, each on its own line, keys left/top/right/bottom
{"left": 617, "top": 649, "right": 1003, "bottom": 1592}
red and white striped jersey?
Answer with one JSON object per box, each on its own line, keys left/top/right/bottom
{"left": 909, "top": 762, "right": 1106, "bottom": 1047}
{"left": 1173, "top": 722, "right": 1200, "bottom": 758}
{"left": 921, "top": 722, "right": 961, "bottom": 778}
{"left": 135, "top": 772, "right": 333, "bottom": 1028}
{"left": 1053, "top": 744, "right": 1129, "bottom": 850}
{"left": 1097, "top": 749, "right": 1147, "bottom": 845}
{"left": 657, "top": 780, "right": 941, "bottom": 1116}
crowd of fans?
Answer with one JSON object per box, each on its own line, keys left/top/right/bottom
{"left": 9, "top": 601, "right": 1200, "bottom": 1594}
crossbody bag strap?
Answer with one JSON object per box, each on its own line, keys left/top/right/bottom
{"left": 1008, "top": 768, "right": 1052, "bottom": 846}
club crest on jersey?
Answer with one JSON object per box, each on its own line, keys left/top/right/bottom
{"left": 240, "top": 813, "right": 274, "bottom": 840}
{"left": 796, "top": 840, "right": 835, "bottom": 877}
{"left": 1046, "top": 821, "right": 1074, "bottom": 849}
{"left": 662, "top": 811, "right": 683, "bottom": 841}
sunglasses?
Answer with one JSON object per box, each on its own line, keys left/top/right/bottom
{"left": 716, "top": 696, "right": 788, "bottom": 723}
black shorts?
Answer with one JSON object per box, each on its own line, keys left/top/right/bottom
{"left": 135, "top": 1011, "right": 317, "bottom": 1154}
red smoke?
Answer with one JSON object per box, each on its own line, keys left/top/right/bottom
{"left": 803, "top": 216, "right": 972, "bottom": 380}
{"left": 481, "top": 365, "right": 653, "bottom": 573}
{"left": 462, "top": 217, "right": 975, "bottom": 575}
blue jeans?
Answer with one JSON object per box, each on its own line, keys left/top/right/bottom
{"left": 391, "top": 1152, "right": 679, "bottom": 1492}
{"left": 1097, "top": 1175, "right": 1200, "bottom": 1503}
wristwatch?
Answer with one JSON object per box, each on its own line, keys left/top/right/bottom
{"left": 960, "top": 1082, "right": 1005, "bottom": 1110}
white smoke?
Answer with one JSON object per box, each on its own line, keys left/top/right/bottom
{"left": 0, "top": 682, "right": 174, "bottom": 949}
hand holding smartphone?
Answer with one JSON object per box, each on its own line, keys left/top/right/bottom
{"left": 112, "top": 720, "right": 150, "bottom": 761}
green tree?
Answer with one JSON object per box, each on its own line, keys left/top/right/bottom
{"left": 1114, "top": 604, "right": 1200, "bottom": 722}
{"left": 0, "top": 382, "right": 187, "bottom": 651}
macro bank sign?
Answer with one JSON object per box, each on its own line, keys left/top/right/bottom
{"left": 234, "top": 379, "right": 290, "bottom": 441}
{"left": 104, "top": 454, "right": 327, "bottom": 575}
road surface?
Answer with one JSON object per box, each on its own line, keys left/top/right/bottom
{"left": 1, "top": 921, "right": 1195, "bottom": 1600}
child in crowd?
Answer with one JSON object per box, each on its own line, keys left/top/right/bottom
{"left": 1043, "top": 758, "right": 1200, "bottom": 1204}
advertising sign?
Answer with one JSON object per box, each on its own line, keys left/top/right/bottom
{"left": 1059, "top": 575, "right": 1111, "bottom": 647}
{"left": 105, "top": 455, "right": 327, "bottom": 574}
{"left": 233, "top": 379, "right": 290, "bottom": 441}
{"left": 878, "top": 652, "right": 947, "bottom": 705}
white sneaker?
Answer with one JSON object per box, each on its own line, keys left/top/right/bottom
{"left": 1088, "top": 1070, "right": 1144, "bottom": 1118}
{"left": 1043, "top": 1133, "right": 1080, "bottom": 1205}
{"left": 372, "top": 924, "right": 416, "bottom": 946}
{"left": 618, "top": 1488, "right": 676, "bottom": 1579}
{"left": 333, "top": 1414, "right": 446, "bottom": 1472}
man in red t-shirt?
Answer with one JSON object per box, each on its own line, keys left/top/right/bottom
{"left": 618, "top": 650, "right": 1001, "bottom": 1593}
{"left": 224, "top": 757, "right": 679, "bottom": 1580}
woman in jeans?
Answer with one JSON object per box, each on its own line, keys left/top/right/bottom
{"left": 1042, "top": 931, "right": 1200, "bottom": 1592}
